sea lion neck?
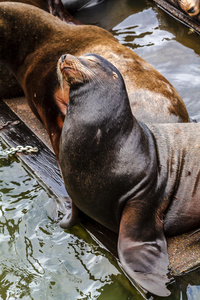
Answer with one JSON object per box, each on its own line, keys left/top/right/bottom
{"left": 67, "top": 76, "right": 134, "bottom": 138}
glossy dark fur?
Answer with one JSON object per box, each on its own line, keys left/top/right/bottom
{"left": 58, "top": 53, "right": 200, "bottom": 297}
{"left": 0, "top": 3, "right": 189, "bottom": 156}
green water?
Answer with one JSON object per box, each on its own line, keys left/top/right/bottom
{"left": 1, "top": 0, "right": 200, "bottom": 299}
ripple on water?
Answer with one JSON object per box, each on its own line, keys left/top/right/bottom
{"left": 112, "top": 6, "right": 200, "bottom": 122}
{"left": 0, "top": 139, "right": 137, "bottom": 299}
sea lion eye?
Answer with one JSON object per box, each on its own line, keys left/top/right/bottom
{"left": 112, "top": 72, "right": 118, "bottom": 79}
{"left": 87, "top": 58, "right": 96, "bottom": 62}
{"left": 86, "top": 57, "right": 101, "bottom": 66}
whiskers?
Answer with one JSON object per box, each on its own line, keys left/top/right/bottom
{"left": 57, "top": 56, "right": 105, "bottom": 88}
{"left": 75, "top": 60, "right": 104, "bottom": 86}
{"left": 57, "top": 65, "right": 63, "bottom": 87}
{"left": 57, "top": 64, "right": 65, "bottom": 96}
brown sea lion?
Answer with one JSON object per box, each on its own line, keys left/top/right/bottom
{"left": 0, "top": 2, "right": 189, "bottom": 157}
{"left": 0, "top": 0, "right": 48, "bottom": 98}
{"left": 58, "top": 53, "right": 200, "bottom": 297}
{"left": 0, "top": 0, "right": 82, "bottom": 98}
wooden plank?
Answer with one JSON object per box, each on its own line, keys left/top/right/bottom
{"left": 152, "top": 0, "right": 200, "bottom": 34}
{"left": 0, "top": 99, "right": 67, "bottom": 198}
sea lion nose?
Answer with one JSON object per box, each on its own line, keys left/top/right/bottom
{"left": 61, "top": 54, "right": 67, "bottom": 63}
{"left": 61, "top": 54, "right": 75, "bottom": 63}
{"left": 188, "top": 7, "right": 195, "bottom": 14}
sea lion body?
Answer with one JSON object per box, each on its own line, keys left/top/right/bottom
{"left": 149, "top": 123, "right": 200, "bottom": 236}
{"left": 0, "top": 0, "right": 50, "bottom": 98}
{"left": 58, "top": 53, "right": 200, "bottom": 297}
{"left": 0, "top": 3, "right": 189, "bottom": 155}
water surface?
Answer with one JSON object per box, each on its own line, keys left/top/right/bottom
{"left": 0, "top": 140, "right": 139, "bottom": 300}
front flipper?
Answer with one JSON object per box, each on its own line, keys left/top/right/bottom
{"left": 52, "top": 196, "right": 86, "bottom": 228}
{"left": 118, "top": 200, "right": 171, "bottom": 297}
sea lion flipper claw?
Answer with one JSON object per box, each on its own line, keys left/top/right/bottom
{"left": 54, "top": 196, "right": 85, "bottom": 228}
{"left": 118, "top": 200, "right": 171, "bottom": 297}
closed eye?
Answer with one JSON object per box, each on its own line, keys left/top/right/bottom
{"left": 86, "top": 57, "right": 101, "bottom": 65}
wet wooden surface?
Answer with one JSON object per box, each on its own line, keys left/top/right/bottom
{"left": 1, "top": 97, "right": 200, "bottom": 296}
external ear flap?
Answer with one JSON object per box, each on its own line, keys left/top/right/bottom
{"left": 118, "top": 200, "right": 171, "bottom": 297}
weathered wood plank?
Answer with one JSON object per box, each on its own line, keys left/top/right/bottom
{"left": 0, "top": 99, "right": 67, "bottom": 198}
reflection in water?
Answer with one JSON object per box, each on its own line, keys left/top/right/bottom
{"left": 0, "top": 140, "right": 138, "bottom": 299}
{"left": 73, "top": 0, "right": 200, "bottom": 121}
{"left": 110, "top": 2, "right": 200, "bottom": 122}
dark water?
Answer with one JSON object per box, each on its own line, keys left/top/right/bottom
{"left": 1, "top": 0, "right": 200, "bottom": 299}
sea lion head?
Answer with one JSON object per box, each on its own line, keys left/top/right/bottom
{"left": 57, "top": 53, "right": 126, "bottom": 106}
{"left": 178, "top": 0, "right": 200, "bottom": 17}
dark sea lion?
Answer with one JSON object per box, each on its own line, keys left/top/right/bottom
{"left": 63, "top": 0, "right": 102, "bottom": 13}
{"left": 64, "top": 0, "right": 137, "bottom": 30}
{"left": 58, "top": 53, "right": 200, "bottom": 297}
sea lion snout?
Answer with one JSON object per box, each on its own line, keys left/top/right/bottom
{"left": 60, "top": 53, "right": 76, "bottom": 65}
{"left": 188, "top": 6, "right": 195, "bottom": 14}
{"left": 57, "top": 54, "right": 87, "bottom": 86}
{"left": 61, "top": 54, "right": 67, "bottom": 63}
{"left": 58, "top": 53, "right": 77, "bottom": 71}
{"left": 178, "top": 0, "right": 200, "bottom": 16}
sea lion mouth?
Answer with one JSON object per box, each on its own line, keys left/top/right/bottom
{"left": 61, "top": 66, "right": 81, "bottom": 76}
